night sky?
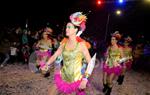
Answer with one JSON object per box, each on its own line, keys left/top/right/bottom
{"left": 0, "top": 0, "right": 150, "bottom": 41}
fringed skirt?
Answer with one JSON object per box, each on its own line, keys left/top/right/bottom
{"left": 35, "top": 50, "right": 52, "bottom": 73}
{"left": 35, "top": 50, "right": 51, "bottom": 58}
{"left": 121, "top": 60, "right": 132, "bottom": 70}
{"left": 54, "top": 72, "right": 86, "bottom": 95}
{"left": 103, "top": 63, "right": 122, "bottom": 76}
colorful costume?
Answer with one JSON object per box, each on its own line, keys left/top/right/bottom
{"left": 54, "top": 41, "right": 86, "bottom": 95}
{"left": 36, "top": 40, "right": 52, "bottom": 71}
{"left": 52, "top": 12, "right": 95, "bottom": 95}
{"left": 103, "top": 47, "right": 122, "bottom": 76}
{"left": 122, "top": 46, "right": 132, "bottom": 70}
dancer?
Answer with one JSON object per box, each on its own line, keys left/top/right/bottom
{"left": 45, "top": 12, "right": 94, "bottom": 95}
{"left": 103, "top": 31, "right": 123, "bottom": 95}
{"left": 117, "top": 36, "right": 133, "bottom": 85}
{"left": 35, "top": 31, "right": 53, "bottom": 76}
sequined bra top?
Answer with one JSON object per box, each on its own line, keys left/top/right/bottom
{"left": 39, "top": 40, "right": 52, "bottom": 51}
{"left": 107, "top": 47, "right": 121, "bottom": 67}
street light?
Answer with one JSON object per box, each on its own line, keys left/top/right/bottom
{"left": 118, "top": 0, "right": 124, "bottom": 4}
{"left": 144, "top": 0, "right": 150, "bottom": 3}
{"left": 97, "top": 0, "right": 102, "bottom": 5}
{"left": 115, "top": 9, "right": 122, "bottom": 16}
{"left": 104, "top": 14, "right": 110, "bottom": 42}
{"left": 104, "top": 10, "right": 122, "bottom": 42}
{"left": 144, "top": 0, "right": 150, "bottom": 5}
{"left": 96, "top": 0, "right": 103, "bottom": 6}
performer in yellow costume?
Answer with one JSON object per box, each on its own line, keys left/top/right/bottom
{"left": 117, "top": 36, "right": 133, "bottom": 85}
{"left": 46, "top": 12, "right": 93, "bottom": 95}
{"left": 103, "top": 31, "right": 123, "bottom": 95}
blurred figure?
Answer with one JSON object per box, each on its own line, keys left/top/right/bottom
{"left": 103, "top": 31, "right": 123, "bottom": 95}
{"left": 133, "top": 43, "right": 144, "bottom": 61}
{"left": 117, "top": 36, "right": 133, "bottom": 85}
{"left": 0, "top": 38, "right": 11, "bottom": 67}
{"left": 10, "top": 42, "right": 19, "bottom": 64}
{"left": 132, "top": 42, "right": 144, "bottom": 70}
{"left": 21, "top": 29, "right": 30, "bottom": 64}
{"left": 35, "top": 31, "right": 53, "bottom": 76}
{"left": 52, "top": 38, "right": 60, "bottom": 53}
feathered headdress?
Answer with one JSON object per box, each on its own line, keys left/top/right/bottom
{"left": 124, "top": 36, "right": 132, "bottom": 42}
{"left": 111, "top": 31, "right": 122, "bottom": 40}
{"left": 69, "top": 12, "right": 87, "bottom": 36}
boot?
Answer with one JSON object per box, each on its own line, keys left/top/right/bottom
{"left": 117, "top": 75, "right": 121, "bottom": 83}
{"left": 105, "top": 86, "right": 112, "bottom": 95}
{"left": 103, "top": 83, "right": 108, "bottom": 93}
{"left": 117, "top": 75, "right": 124, "bottom": 85}
{"left": 44, "top": 72, "right": 50, "bottom": 77}
{"left": 36, "top": 65, "right": 40, "bottom": 69}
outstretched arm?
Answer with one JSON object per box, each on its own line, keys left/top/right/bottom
{"left": 47, "top": 43, "right": 64, "bottom": 65}
{"left": 35, "top": 41, "right": 40, "bottom": 48}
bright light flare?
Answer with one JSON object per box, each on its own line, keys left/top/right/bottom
{"left": 118, "top": 0, "right": 124, "bottom": 4}
{"left": 145, "top": 0, "right": 150, "bottom": 2}
{"left": 97, "top": 0, "right": 102, "bottom": 5}
{"left": 143, "top": 0, "right": 150, "bottom": 6}
{"left": 116, "top": 10, "right": 122, "bottom": 15}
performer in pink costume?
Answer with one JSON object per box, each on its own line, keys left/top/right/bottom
{"left": 35, "top": 31, "right": 52, "bottom": 75}
{"left": 103, "top": 31, "right": 124, "bottom": 95}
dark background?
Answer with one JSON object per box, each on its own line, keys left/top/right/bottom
{"left": 0, "top": 0, "right": 150, "bottom": 42}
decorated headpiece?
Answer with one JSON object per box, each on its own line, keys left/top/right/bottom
{"left": 69, "top": 12, "right": 87, "bottom": 36}
{"left": 124, "top": 36, "right": 132, "bottom": 42}
{"left": 111, "top": 31, "right": 122, "bottom": 40}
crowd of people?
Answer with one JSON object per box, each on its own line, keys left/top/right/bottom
{"left": 0, "top": 25, "right": 62, "bottom": 67}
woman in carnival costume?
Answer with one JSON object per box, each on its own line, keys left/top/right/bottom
{"left": 35, "top": 31, "right": 53, "bottom": 76}
{"left": 117, "top": 36, "right": 133, "bottom": 85}
{"left": 103, "top": 31, "right": 124, "bottom": 95}
{"left": 45, "top": 12, "right": 95, "bottom": 95}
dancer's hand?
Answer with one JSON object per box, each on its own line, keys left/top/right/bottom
{"left": 79, "top": 78, "right": 88, "bottom": 90}
{"left": 113, "top": 62, "right": 120, "bottom": 67}
{"left": 40, "top": 65, "right": 48, "bottom": 71}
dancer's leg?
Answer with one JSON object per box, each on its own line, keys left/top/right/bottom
{"left": 48, "top": 84, "right": 58, "bottom": 95}
{"left": 105, "top": 73, "right": 115, "bottom": 95}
